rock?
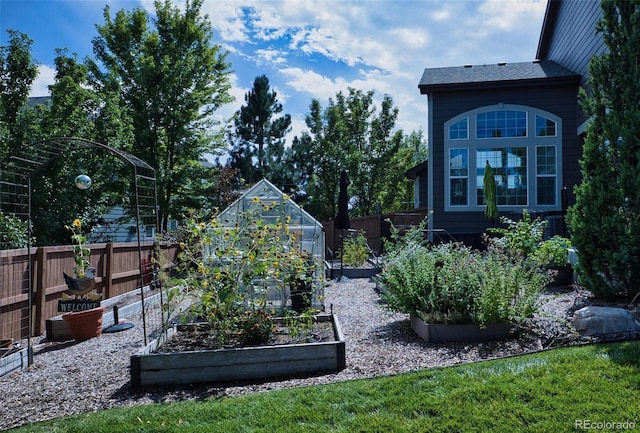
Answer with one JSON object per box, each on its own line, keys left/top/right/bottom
{"left": 573, "top": 306, "right": 640, "bottom": 337}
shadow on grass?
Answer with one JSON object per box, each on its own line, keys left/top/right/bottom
{"left": 601, "top": 339, "right": 640, "bottom": 368}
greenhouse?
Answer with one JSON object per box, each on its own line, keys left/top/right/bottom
{"left": 206, "top": 179, "right": 326, "bottom": 311}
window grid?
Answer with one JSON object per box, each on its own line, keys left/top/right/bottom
{"left": 536, "top": 145, "right": 556, "bottom": 205}
{"left": 444, "top": 105, "right": 561, "bottom": 212}
{"left": 535, "top": 115, "right": 557, "bottom": 137}
{"left": 476, "top": 148, "right": 527, "bottom": 207}
{"left": 477, "top": 110, "right": 527, "bottom": 138}
{"left": 449, "top": 118, "right": 469, "bottom": 140}
{"left": 449, "top": 148, "right": 468, "bottom": 206}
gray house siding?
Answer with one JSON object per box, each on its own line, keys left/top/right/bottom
{"left": 537, "top": 0, "right": 605, "bottom": 126}
{"left": 428, "top": 82, "right": 580, "bottom": 244}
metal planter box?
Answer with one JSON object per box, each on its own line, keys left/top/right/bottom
{"left": 131, "top": 314, "right": 345, "bottom": 387}
{"left": 410, "top": 315, "right": 517, "bottom": 343}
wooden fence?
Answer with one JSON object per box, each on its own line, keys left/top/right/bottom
{"left": 323, "top": 208, "right": 430, "bottom": 258}
{"left": 0, "top": 242, "right": 177, "bottom": 342}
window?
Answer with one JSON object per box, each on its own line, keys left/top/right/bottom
{"left": 476, "top": 148, "right": 527, "bottom": 206}
{"left": 449, "top": 149, "right": 468, "bottom": 206}
{"left": 536, "top": 145, "right": 556, "bottom": 205}
{"left": 449, "top": 118, "right": 468, "bottom": 140}
{"left": 444, "top": 104, "right": 561, "bottom": 212}
{"left": 477, "top": 110, "right": 527, "bottom": 138}
{"left": 535, "top": 115, "right": 556, "bottom": 136}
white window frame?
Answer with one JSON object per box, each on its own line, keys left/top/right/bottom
{"left": 444, "top": 104, "right": 562, "bottom": 212}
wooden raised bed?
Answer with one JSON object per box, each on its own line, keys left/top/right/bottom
{"left": 130, "top": 313, "right": 346, "bottom": 387}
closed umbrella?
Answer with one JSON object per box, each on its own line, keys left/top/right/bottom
{"left": 483, "top": 161, "right": 498, "bottom": 221}
{"left": 334, "top": 170, "right": 350, "bottom": 281}
{"left": 334, "top": 169, "right": 350, "bottom": 230}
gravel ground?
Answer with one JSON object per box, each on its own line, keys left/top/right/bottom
{"left": 0, "top": 278, "right": 607, "bottom": 431}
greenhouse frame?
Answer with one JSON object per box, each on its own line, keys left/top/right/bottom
{"left": 209, "top": 179, "right": 326, "bottom": 310}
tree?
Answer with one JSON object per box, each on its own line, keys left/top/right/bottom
{"left": 567, "top": 0, "right": 640, "bottom": 299}
{"left": 0, "top": 30, "right": 39, "bottom": 160}
{"left": 27, "top": 50, "right": 134, "bottom": 245}
{"left": 229, "top": 75, "right": 291, "bottom": 185}
{"left": 284, "top": 132, "right": 316, "bottom": 202}
{"left": 91, "top": 0, "right": 233, "bottom": 231}
{"left": 302, "top": 88, "right": 411, "bottom": 221}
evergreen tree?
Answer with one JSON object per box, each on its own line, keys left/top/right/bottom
{"left": 567, "top": 0, "right": 640, "bottom": 299}
{"left": 229, "top": 75, "right": 291, "bottom": 185}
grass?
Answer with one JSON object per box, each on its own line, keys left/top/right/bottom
{"left": 12, "top": 341, "right": 640, "bottom": 433}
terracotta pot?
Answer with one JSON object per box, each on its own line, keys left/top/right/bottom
{"left": 62, "top": 306, "right": 105, "bottom": 341}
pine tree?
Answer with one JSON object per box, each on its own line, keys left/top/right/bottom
{"left": 229, "top": 75, "right": 291, "bottom": 185}
{"left": 567, "top": 0, "right": 640, "bottom": 298}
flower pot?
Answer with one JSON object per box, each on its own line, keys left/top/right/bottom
{"left": 62, "top": 306, "right": 105, "bottom": 341}
{"left": 546, "top": 264, "right": 573, "bottom": 289}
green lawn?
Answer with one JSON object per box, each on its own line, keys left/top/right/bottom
{"left": 12, "top": 341, "right": 640, "bottom": 433}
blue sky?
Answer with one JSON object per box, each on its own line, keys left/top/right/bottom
{"left": 1, "top": 0, "right": 548, "bottom": 143}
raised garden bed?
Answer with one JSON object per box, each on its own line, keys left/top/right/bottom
{"left": 410, "top": 315, "right": 517, "bottom": 343}
{"left": 0, "top": 345, "right": 31, "bottom": 378}
{"left": 325, "top": 259, "right": 381, "bottom": 279}
{"left": 130, "top": 313, "right": 346, "bottom": 387}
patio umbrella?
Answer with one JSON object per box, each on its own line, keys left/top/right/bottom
{"left": 334, "top": 169, "right": 350, "bottom": 230}
{"left": 334, "top": 170, "right": 350, "bottom": 281}
{"left": 483, "top": 160, "right": 499, "bottom": 221}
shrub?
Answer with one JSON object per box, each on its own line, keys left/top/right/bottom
{"left": 532, "top": 235, "right": 572, "bottom": 267}
{"left": 235, "top": 310, "right": 276, "bottom": 346}
{"left": 378, "top": 242, "right": 548, "bottom": 326}
{"left": 0, "top": 212, "right": 32, "bottom": 249}
{"left": 487, "top": 209, "right": 546, "bottom": 262}
{"left": 339, "top": 231, "right": 370, "bottom": 267}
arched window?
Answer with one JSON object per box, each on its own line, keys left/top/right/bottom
{"left": 444, "top": 104, "right": 562, "bottom": 212}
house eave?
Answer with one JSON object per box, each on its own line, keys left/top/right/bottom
{"left": 419, "top": 75, "right": 580, "bottom": 95}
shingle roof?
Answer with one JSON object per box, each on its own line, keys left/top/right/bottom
{"left": 418, "top": 60, "right": 580, "bottom": 94}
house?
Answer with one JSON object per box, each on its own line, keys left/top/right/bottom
{"left": 410, "top": 0, "right": 604, "bottom": 248}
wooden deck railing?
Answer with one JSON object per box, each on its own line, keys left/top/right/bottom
{"left": 0, "top": 242, "right": 177, "bottom": 342}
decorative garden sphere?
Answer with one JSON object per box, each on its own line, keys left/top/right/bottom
{"left": 74, "top": 174, "right": 92, "bottom": 190}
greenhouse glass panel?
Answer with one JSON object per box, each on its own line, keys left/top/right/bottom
{"left": 213, "top": 179, "right": 325, "bottom": 310}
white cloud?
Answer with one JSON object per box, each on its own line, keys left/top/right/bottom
{"left": 29, "top": 65, "right": 56, "bottom": 97}
{"left": 255, "top": 48, "right": 288, "bottom": 65}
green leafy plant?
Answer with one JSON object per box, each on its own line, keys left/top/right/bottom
{"left": 487, "top": 209, "right": 547, "bottom": 262}
{"left": 339, "top": 231, "right": 370, "bottom": 267}
{"left": 0, "top": 212, "right": 32, "bottom": 249}
{"left": 235, "top": 310, "right": 276, "bottom": 346}
{"left": 284, "top": 308, "right": 316, "bottom": 342}
{"left": 532, "top": 235, "right": 572, "bottom": 267}
{"left": 169, "top": 195, "right": 323, "bottom": 347}
{"left": 378, "top": 242, "right": 548, "bottom": 325}
{"left": 65, "top": 218, "right": 91, "bottom": 278}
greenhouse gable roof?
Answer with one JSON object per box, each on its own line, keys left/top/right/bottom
{"left": 218, "top": 179, "right": 322, "bottom": 229}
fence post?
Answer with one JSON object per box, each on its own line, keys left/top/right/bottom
{"left": 104, "top": 243, "right": 113, "bottom": 300}
{"left": 34, "top": 247, "right": 46, "bottom": 336}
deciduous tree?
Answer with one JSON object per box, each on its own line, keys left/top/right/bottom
{"left": 91, "top": 0, "right": 233, "bottom": 231}
{"left": 0, "top": 30, "right": 39, "bottom": 159}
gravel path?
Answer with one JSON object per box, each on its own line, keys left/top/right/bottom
{"left": 0, "top": 279, "right": 592, "bottom": 431}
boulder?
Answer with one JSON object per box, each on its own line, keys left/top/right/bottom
{"left": 573, "top": 306, "right": 640, "bottom": 337}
